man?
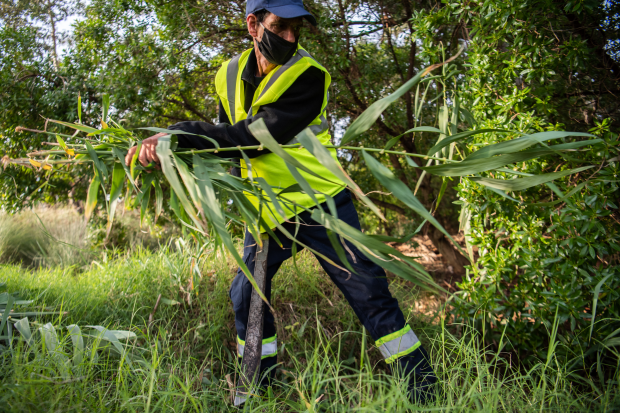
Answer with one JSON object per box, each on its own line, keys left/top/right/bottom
{"left": 125, "top": 0, "right": 437, "bottom": 404}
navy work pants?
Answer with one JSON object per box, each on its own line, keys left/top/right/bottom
{"left": 229, "top": 189, "right": 408, "bottom": 344}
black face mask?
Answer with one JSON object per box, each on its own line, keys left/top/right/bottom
{"left": 256, "top": 23, "right": 298, "bottom": 66}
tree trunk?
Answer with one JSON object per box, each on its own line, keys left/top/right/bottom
{"left": 428, "top": 225, "right": 469, "bottom": 275}
{"left": 48, "top": 0, "right": 59, "bottom": 71}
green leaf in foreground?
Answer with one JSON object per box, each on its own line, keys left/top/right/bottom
{"left": 470, "top": 166, "right": 594, "bottom": 191}
{"left": 297, "top": 128, "right": 385, "bottom": 220}
{"left": 14, "top": 317, "right": 33, "bottom": 345}
{"left": 426, "top": 129, "right": 510, "bottom": 157}
{"left": 107, "top": 162, "right": 125, "bottom": 236}
{"left": 311, "top": 209, "right": 438, "bottom": 291}
{"left": 248, "top": 119, "right": 338, "bottom": 185}
{"left": 87, "top": 325, "right": 133, "bottom": 368}
{"left": 85, "top": 175, "right": 101, "bottom": 221}
{"left": 67, "top": 324, "right": 84, "bottom": 366}
{"left": 153, "top": 180, "right": 163, "bottom": 223}
{"left": 0, "top": 294, "right": 14, "bottom": 336}
{"left": 421, "top": 140, "right": 600, "bottom": 177}
{"left": 102, "top": 93, "right": 110, "bottom": 123}
{"left": 362, "top": 150, "right": 467, "bottom": 258}
{"left": 156, "top": 137, "right": 204, "bottom": 232}
{"left": 85, "top": 141, "right": 108, "bottom": 181}
{"left": 193, "top": 154, "right": 272, "bottom": 310}
{"left": 384, "top": 126, "right": 442, "bottom": 151}
{"left": 465, "top": 131, "right": 595, "bottom": 161}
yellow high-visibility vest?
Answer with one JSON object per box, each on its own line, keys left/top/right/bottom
{"left": 214, "top": 46, "right": 346, "bottom": 230}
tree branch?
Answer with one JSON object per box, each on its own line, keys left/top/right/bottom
{"left": 368, "top": 196, "right": 406, "bottom": 215}
{"left": 165, "top": 94, "right": 211, "bottom": 123}
{"left": 561, "top": 7, "right": 620, "bottom": 80}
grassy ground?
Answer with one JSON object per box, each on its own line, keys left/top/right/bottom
{"left": 0, "top": 211, "right": 618, "bottom": 412}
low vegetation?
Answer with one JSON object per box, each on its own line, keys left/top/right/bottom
{"left": 0, "top": 211, "right": 618, "bottom": 412}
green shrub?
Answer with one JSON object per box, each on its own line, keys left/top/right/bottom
{"left": 452, "top": 120, "right": 620, "bottom": 366}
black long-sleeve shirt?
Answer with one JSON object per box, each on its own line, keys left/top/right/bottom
{"left": 168, "top": 49, "right": 325, "bottom": 159}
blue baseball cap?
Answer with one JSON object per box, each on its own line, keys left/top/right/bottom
{"left": 246, "top": 0, "right": 317, "bottom": 26}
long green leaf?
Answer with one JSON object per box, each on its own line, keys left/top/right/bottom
{"left": 325, "top": 229, "right": 356, "bottom": 274}
{"left": 528, "top": 182, "right": 587, "bottom": 206}
{"left": 229, "top": 190, "right": 282, "bottom": 246}
{"left": 420, "top": 142, "right": 593, "bottom": 177}
{"left": 156, "top": 137, "right": 204, "bottom": 232}
{"left": 102, "top": 93, "right": 110, "bottom": 123}
{"left": 85, "top": 175, "right": 101, "bottom": 221}
{"left": 384, "top": 126, "right": 442, "bottom": 151}
{"left": 0, "top": 294, "right": 13, "bottom": 336}
{"left": 153, "top": 180, "right": 163, "bottom": 224}
{"left": 87, "top": 325, "right": 132, "bottom": 368}
{"left": 172, "top": 154, "right": 201, "bottom": 211}
{"left": 140, "top": 182, "right": 151, "bottom": 225}
{"left": 434, "top": 178, "right": 449, "bottom": 213}
{"left": 77, "top": 93, "right": 82, "bottom": 123}
{"left": 486, "top": 186, "right": 520, "bottom": 202}
{"left": 589, "top": 273, "right": 614, "bottom": 341}
{"left": 193, "top": 155, "right": 272, "bottom": 309}
{"left": 67, "top": 324, "right": 84, "bottom": 366}
{"left": 112, "top": 147, "right": 138, "bottom": 191}
{"left": 470, "top": 166, "right": 594, "bottom": 191}
{"left": 85, "top": 141, "right": 109, "bottom": 181}
{"left": 40, "top": 323, "right": 71, "bottom": 378}
{"left": 268, "top": 211, "right": 353, "bottom": 274}
{"left": 311, "top": 209, "right": 438, "bottom": 291}
{"left": 437, "top": 105, "right": 449, "bottom": 159}
{"left": 248, "top": 119, "right": 340, "bottom": 185}
{"left": 426, "top": 129, "right": 509, "bottom": 157}
{"left": 362, "top": 150, "right": 467, "bottom": 258}
{"left": 139, "top": 127, "right": 219, "bottom": 149}
{"left": 284, "top": 162, "right": 321, "bottom": 206}
{"left": 465, "top": 131, "right": 594, "bottom": 161}
{"left": 130, "top": 142, "right": 142, "bottom": 181}
{"left": 255, "top": 177, "right": 289, "bottom": 220}
{"left": 296, "top": 128, "right": 385, "bottom": 220}
{"left": 14, "top": 317, "right": 32, "bottom": 345}
{"left": 107, "top": 162, "right": 125, "bottom": 236}
{"left": 47, "top": 119, "right": 99, "bottom": 134}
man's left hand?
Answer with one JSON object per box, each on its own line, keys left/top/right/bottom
{"left": 125, "top": 132, "right": 167, "bottom": 167}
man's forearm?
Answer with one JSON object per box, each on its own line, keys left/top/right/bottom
{"left": 168, "top": 121, "right": 260, "bottom": 157}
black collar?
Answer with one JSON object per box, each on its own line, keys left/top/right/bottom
{"left": 241, "top": 49, "right": 265, "bottom": 88}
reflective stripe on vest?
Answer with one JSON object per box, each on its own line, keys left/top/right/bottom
{"left": 226, "top": 54, "right": 242, "bottom": 124}
{"left": 242, "top": 50, "right": 329, "bottom": 140}
{"left": 376, "top": 325, "right": 421, "bottom": 364}
{"left": 215, "top": 45, "right": 346, "bottom": 230}
{"left": 237, "top": 335, "right": 277, "bottom": 359}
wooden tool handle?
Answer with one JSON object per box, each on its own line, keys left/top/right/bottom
{"left": 234, "top": 233, "right": 270, "bottom": 406}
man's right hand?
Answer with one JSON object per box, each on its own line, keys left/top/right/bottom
{"left": 125, "top": 132, "right": 168, "bottom": 167}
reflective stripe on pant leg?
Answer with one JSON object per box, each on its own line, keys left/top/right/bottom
{"left": 375, "top": 325, "right": 421, "bottom": 364}
{"left": 237, "top": 335, "right": 278, "bottom": 359}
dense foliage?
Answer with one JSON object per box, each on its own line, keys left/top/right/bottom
{"left": 437, "top": 0, "right": 620, "bottom": 364}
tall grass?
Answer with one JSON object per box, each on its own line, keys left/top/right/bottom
{"left": 0, "top": 207, "right": 90, "bottom": 268}
{"left": 1, "top": 226, "right": 618, "bottom": 411}
{"left": 0, "top": 206, "right": 181, "bottom": 268}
